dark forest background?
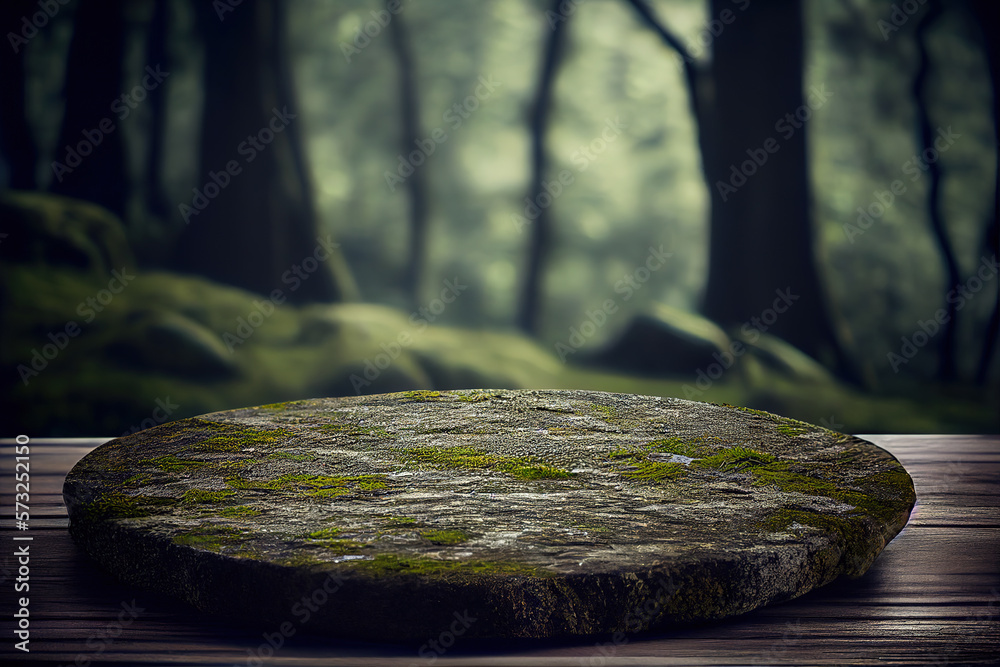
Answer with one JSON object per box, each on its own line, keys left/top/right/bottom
{"left": 1, "top": 0, "right": 997, "bottom": 436}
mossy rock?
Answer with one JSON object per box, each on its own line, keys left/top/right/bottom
{"left": 582, "top": 303, "right": 733, "bottom": 376}
{"left": 63, "top": 389, "right": 914, "bottom": 641}
{"left": 0, "top": 190, "right": 134, "bottom": 277}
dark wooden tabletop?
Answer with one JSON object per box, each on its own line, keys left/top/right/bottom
{"left": 1, "top": 434, "right": 997, "bottom": 666}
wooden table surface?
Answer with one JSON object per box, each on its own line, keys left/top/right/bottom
{"left": 0, "top": 434, "right": 997, "bottom": 666}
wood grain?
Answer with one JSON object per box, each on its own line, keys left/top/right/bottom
{"left": 1, "top": 434, "right": 997, "bottom": 666}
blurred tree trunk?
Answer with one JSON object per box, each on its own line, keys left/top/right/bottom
{"left": 174, "top": 0, "right": 356, "bottom": 303}
{"left": 0, "top": 1, "right": 39, "bottom": 190}
{"left": 700, "top": 0, "right": 854, "bottom": 378}
{"left": 144, "top": 0, "right": 171, "bottom": 221}
{"left": 518, "top": 0, "right": 570, "bottom": 335}
{"left": 912, "top": 0, "right": 959, "bottom": 381}
{"left": 49, "top": 0, "right": 128, "bottom": 217}
{"left": 971, "top": 0, "right": 999, "bottom": 384}
{"left": 388, "top": 6, "right": 428, "bottom": 310}
{"left": 627, "top": 0, "right": 855, "bottom": 380}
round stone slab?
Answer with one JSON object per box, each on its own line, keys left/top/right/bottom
{"left": 63, "top": 389, "right": 915, "bottom": 641}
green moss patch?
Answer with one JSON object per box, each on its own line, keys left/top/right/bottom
{"left": 225, "top": 473, "right": 389, "bottom": 498}
{"left": 456, "top": 391, "right": 502, "bottom": 402}
{"left": 81, "top": 492, "right": 179, "bottom": 520}
{"left": 345, "top": 553, "right": 547, "bottom": 578}
{"left": 643, "top": 437, "right": 715, "bottom": 458}
{"left": 401, "top": 446, "right": 573, "bottom": 480}
{"left": 140, "top": 455, "right": 208, "bottom": 473}
{"left": 172, "top": 525, "right": 248, "bottom": 551}
{"left": 267, "top": 452, "right": 314, "bottom": 462}
{"left": 400, "top": 390, "right": 443, "bottom": 400}
{"left": 382, "top": 516, "right": 417, "bottom": 528}
{"left": 180, "top": 420, "right": 296, "bottom": 453}
{"left": 421, "top": 529, "right": 470, "bottom": 545}
{"left": 217, "top": 505, "right": 261, "bottom": 518}
{"left": 694, "top": 446, "right": 778, "bottom": 471}
{"left": 314, "top": 423, "right": 393, "bottom": 439}
{"left": 182, "top": 488, "right": 235, "bottom": 504}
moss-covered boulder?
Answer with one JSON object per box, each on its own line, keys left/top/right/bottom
{"left": 63, "top": 389, "right": 915, "bottom": 641}
{"left": 581, "top": 303, "right": 734, "bottom": 376}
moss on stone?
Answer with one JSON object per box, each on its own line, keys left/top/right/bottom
{"left": 590, "top": 403, "right": 618, "bottom": 420}
{"left": 400, "top": 390, "right": 442, "bottom": 400}
{"left": 257, "top": 401, "right": 309, "bottom": 411}
{"left": 622, "top": 458, "right": 686, "bottom": 482}
{"left": 123, "top": 473, "right": 152, "bottom": 487}
{"left": 760, "top": 508, "right": 868, "bottom": 570}
{"left": 225, "top": 473, "right": 389, "bottom": 498}
{"left": 345, "top": 553, "right": 547, "bottom": 577}
{"left": 694, "top": 446, "right": 778, "bottom": 471}
{"left": 140, "top": 455, "right": 208, "bottom": 473}
{"left": 267, "top": 452, "right": 314, "bottom": 462}
{"left": 81, "top": 492, "right": 178, "bottom": 520}
{"left": 181, "top": 421, "right": 294, "bottom": 453}
{"left": 314, "top": 539, "right": 366, "bottom": 554}
{"left": 775, "top": 423, "right": 811, "bottom": 437}
{"left": 276, "top": 552, "right": 330, "bottom": 569}
{"left": 307, "top": 527, "right": 342, "bottom": 540}
{"left": 315, "top": 423, "right": 393, "bottom": 439}
{"left": 455, "top": 391, "right": 502, "bottom": 402}
{"left": 643, "top": 437, "right": 714, "bottom": 458}
{"left": 172, "top": 525, "right": 247, "bottom": 551}
{"left": 421, "top": 529, "right": 469, "bottom": 545}
{"left": 400, "top": 445, "right": 573, "bottom": 480}
{"left": 217, "top": 505, "right": 261, "bottom": 518}
{"left": 749, "top": 462, "right": 879, "bottom": 512}
{"left": 182, "top": 488, "right": 235, "bottom": 504}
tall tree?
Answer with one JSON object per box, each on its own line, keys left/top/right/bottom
{"left": 518, "top": 0, "right": 571, "bottom": 335}
{"left": 49, "top": 0, "right": 128, "bottom": 217}
{"left": 388, "top": 5, "right": 428, "bottom": 310}
{"left": 912, "top": 0, "right": 960, "bottom": 381}
{"left": 174, "top": 0, "right": 356, "bottom": 303}
{"left": 143, "top": 0, "right": 171, "bottom": 222}
{"left": 971, "top": 0, "right": 999, "bottom": 384}
{"left": 626, "top": 0, "right": 856, "bottom": 380}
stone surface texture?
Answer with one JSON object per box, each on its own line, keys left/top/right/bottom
{"left": 63, "top": 389, "right": 915, "bottom": 640}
